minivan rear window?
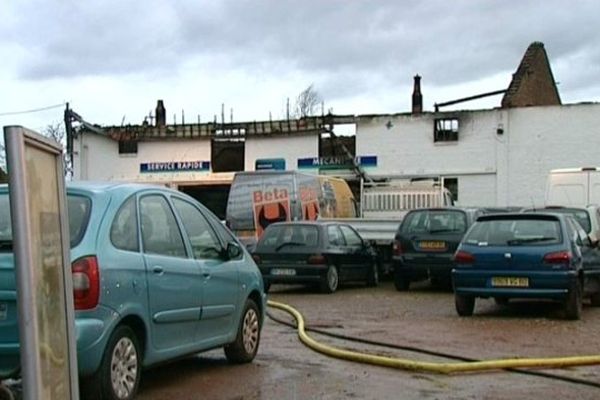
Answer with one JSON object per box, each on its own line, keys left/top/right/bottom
{"left": 465, "top": 218, "right": 562, "bottom": 246}
{"left": 256, "top": 224, "right": 319, "bottom": 252}
{"left": 0, "top": 194, "right": 91, "bottom": 250}
{"left": 401, "top": 210, "right": 467, "bottom": 234}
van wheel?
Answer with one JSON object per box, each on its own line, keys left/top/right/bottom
{"left": 320, "top": 265, "right": 339, "bottom": 293}
{"left": 394, "top": 272, "right": 410, "bottom": 291}
{"left": 81, "top": 325, "right": 142, "bottom": 400}
{"left": 455, "top": 294, "right": 475, "bottom": 316}
{"left": 225, "top": 299, "right": 261, "bottom": 363}
{"left": 366, "top": 262, "right": 379, "bottom": 287}
{"left": 564, "top": 281, "right": 582, "bottom": 320}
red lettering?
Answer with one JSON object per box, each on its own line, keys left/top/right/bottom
{"left": 253, "top": 191, "right": 263, "bottom": 203}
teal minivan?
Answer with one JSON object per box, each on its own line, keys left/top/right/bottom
{"left": 0, "top": 182, "right": 266, "bottom": 400}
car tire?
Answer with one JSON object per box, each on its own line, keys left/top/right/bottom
{"left": 590, "top": 291, "right": 600, "bottom": 307}
{"left": 494, "top": 297, "right": 509, "bottom": 306}
{"left": 366, "top": 261, "right": 379, "bottom": 287}
{"left": 455, "top": 294, "right": 475, "bottom": 316}
{"left": 224, "top": 299, "right": 261, "bottom": 364}
{"left": 564, "top": 280, "right": 582, "bottom": 320}
{"left": 320, "top": 265, "right": 339, "bottom": 294}
{"left": 81, "top": 325, "right": 142, "bottom": 400}
{"left": 393, "top": 272, "right": 410, "bottom": 291}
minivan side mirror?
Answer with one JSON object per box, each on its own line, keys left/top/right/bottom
{"left": 226, "top": 241, "right": 242, "bottom": 260}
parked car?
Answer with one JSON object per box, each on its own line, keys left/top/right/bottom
{"left": 452, "top": 213, "right": 600, "bottom": 319}
{"left": 392, "top": 207, "right": 483, "bottom": 291}
{"left": 0, "top": 182, "right": 266, "bottom": 400}
{"left": 524, "top": 205, "right": 600, "bottom": 245}
{"left": 252, "top": 221, "right": 379, "bottom": 293}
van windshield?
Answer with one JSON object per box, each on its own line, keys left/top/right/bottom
{"left": 0, "top": 194, "right": 91, "bottom": 251}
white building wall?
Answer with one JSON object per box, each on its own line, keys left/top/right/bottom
{"left": 73, "top": 134, "right": 213, "bottom": 184}
{"left": 244, "top": 134, "right": 318, "bottom": 171}
{"left": 356, "top": 103, "right": 600, "bottom": 207}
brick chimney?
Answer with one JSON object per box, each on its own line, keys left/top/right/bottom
{"left": 155, "top": 100, "right": 166, "bottom": 127}
{"left": 412, "top": 75, "right": 423, "bottom": 114}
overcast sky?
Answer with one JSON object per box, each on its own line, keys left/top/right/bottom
{"left": 1, "top": 0, "right": 599, "bottom": 133}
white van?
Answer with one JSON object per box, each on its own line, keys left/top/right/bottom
{"left": 546, "top": 167, "right": 600, "bottom": 207}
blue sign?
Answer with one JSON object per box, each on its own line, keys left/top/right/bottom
{"left": 255, "top": 158, "right": 286, "bottom": 171}
{"left": 297, "top": 155, "right": 377, "bottom": 170}
{"left": 140, "top": 161, "right": 210, "bottom": 173}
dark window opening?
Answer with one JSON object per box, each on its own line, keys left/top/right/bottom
{"left": 211, "top": 138, "right": 245, "bottom": 172}
{"left": 434, "top": 118, "right": 459, "bottom": 142}
{"left": 118, "top": 139, "right": 138, "bottom": 154}
{"left": 319, "top": 134, "right": 355, "bottom": 160}
{"left": 179, "top": 184, "right": 231, "bottom": 220}
{"left": 444, "top": 178, "right": 458, "bottom": 202}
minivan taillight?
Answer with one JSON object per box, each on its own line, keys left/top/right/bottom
{"left": 307, "top": 255, "right": 326, "bottom": 265}
{"left": 393, "top": 240, "right": 402, "bottom": 256}
{"left": 543, "top": 251, "right": 572, "bottom": 265}
{"left": 72, "top": 256, "right": 100, "bottom": 310}
{"left": 454, "top": 250, "right": 475, "bottom": 264}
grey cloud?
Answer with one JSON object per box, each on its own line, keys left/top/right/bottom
{"left": 5, "top": 0, "right": 600, "bottom": 100}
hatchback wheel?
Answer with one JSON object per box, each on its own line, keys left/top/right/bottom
{"left": 564, "top": 281, "right": 582, "bottom": 320}
{"left": 393, "top": 272, "right": 410, "bottom": 291}
{"left": 455, "top": 294, "right": 475, "bottom": 316}
{"left": 366, "top": 262, "right": 379, "bottom": 287}
{"left": 320, "top": 265, "right": 339, "bottom": 293}
{"left": 225, "top": 299, "right": 261, "bottom": 363}
{"left": 82, "top": 325, "right": 141, "bottom": 400}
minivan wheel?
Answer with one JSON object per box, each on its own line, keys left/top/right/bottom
{"left": 393, "top": 272, "right": 410, "bottom": 291}
{"left": 320, "top": 265, "right": 339, "bottom": 293}
{"left": 83, "top": 325, "right": 141, "bottom": 400}
{"left": 225, "top": 299, "right": 261, "bottom": 363}
{"left": 455, "top": 294, "right": 475, "bottom": 317}
{"left": 366, "top": 262, "right": 379, "bottom": 287}
{"left": 564, "top": 281, "right": 582, "bottom": 320}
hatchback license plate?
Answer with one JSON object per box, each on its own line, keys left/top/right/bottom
{"left": 271, "top": 268, "right": 296, "bottom": 276}
{"left": 491, "top": 277, "right": 529, "bottom": 287}
{"left": 419, "top": 241, "right": 446, "bottom": 250}
{"left": 0, "top": 303, "right": 7, "bottom": 321}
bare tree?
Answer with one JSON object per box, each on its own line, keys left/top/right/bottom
{"left": 294, "top": 84, "right": 322, "bottom": 118}
{"left": 43, "top": 122, "right": 72, "bottom": 177}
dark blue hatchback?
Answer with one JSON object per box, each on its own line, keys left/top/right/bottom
{"left": 452, "top": 213, "right": 600, "bottom": 319}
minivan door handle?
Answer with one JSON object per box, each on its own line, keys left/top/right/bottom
{"left": 152, "top": 266, "right": 164, "bottom": 275}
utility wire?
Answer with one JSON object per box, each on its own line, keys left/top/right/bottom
{"left": 0, "top": 103, "right": 66, "bottom": 117}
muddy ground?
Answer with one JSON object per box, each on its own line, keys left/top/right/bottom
{"left": 137, "top": 281, "right": 600, "bottom": 400}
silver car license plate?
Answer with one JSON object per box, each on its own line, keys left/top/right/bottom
{"left": 271, "top": 268, "right": 296, "bottom": 276}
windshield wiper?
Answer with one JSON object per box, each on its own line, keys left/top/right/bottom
{"left": 275, "top": 241, "right": 305, "bottom": 252}
{"left": 429, "top": 228, "right": 456, "bottom": 234}
{"left": 506, "top": 237, "right": 556, "bottom": 245}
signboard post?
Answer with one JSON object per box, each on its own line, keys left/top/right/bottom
{"left": 4, "top": 126, "right": 79, "bottom": 400}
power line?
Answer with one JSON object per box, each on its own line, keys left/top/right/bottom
{"left": 0, "top": 103, "right": 66, "bottom": 117}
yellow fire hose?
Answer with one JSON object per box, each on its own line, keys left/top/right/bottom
{"left": 268, "top": 300, "right": 600, "bottom": 374}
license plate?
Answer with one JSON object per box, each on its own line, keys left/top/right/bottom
{"left": 271, "top": 268, "right": 296, "bottom": 276}
{"left": 419, "top": 241, "right": 446, "bottom": 250}
{"left": 491, "top": 277, "right": 529, "bottom": 287}
{"left": 0, "top": 303, "right": 7, "bottom": 321}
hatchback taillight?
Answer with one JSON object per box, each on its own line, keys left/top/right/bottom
{"left": 252, "top": 254, "right": 261, "bottom": 264}
{"left": 543, "top": 251, "right": 572, "bottom": 265}
{"left": 393, "top": 240, "right": 402, "bottom": 256}
{"left": 307, "top": 255, "right": 326, "bottom": 265}
{"left": 454, "top": 250, "right": 475, "bottom": 264}
{"left": 72, "top": 256, "right": 100, "bottom": 310}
